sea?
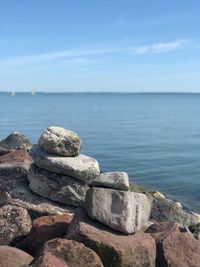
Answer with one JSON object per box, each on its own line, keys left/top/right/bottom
{"left": 0, "top": 92, "right": 199, "bottom": 213}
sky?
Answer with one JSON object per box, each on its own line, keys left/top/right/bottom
{"left": 0, "top": 0, "right": 200, "bottom": 92}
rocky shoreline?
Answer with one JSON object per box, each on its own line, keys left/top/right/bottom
{"left": 0, "top": 127, "right": 199, "bottom": 267}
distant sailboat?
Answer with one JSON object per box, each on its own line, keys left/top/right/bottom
{"left": 11, "top": 91, "right": 15, "bottom": 96}
{"left": 31, "top": 89, "right": 36, "bottom": 96}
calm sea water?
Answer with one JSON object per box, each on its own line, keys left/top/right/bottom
{"left": 0, "top": 92, "right": 199, "bottom": 212}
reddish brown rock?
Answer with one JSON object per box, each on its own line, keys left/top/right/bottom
{"left": 0, "top": 132, "right": 32, "bottom": 153}
{"left": 31, "top": 238, "right": 104, "bottom": 267}
{"left": 0, "top": 149, "right": 33, "bottom": 175}
{"left": 0, "top": 245, "right": 33, "bottom": 267}
{"left": 17, "top": 213, "right": 73, "bottom": 256}
{"left": 146, "top": 221, "right": 200, "bottom": 267}
{"left": 66, "top": 208, "right": 156, "bottom": 267}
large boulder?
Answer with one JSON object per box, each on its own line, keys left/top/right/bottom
{"left": 0, "top": 132, "right": 32, "bottom": 154}
{"left": 28, "top": 165, "right": 88, "bottom": 206}
{"left": 85, "top": 187, "right": 151, "bottom": 234}
{"left": 38, "top": 126, "right": 82, "bottom": 157}
{"left": 17, "top": 213, "right": 73, "bottom": 256}
{"left": 88, "top": 172, "right": 129, "bottom": 191}
{"left": 30, "top": 238, "right": 104, "bottom": 267}
{"left": 150, "top": 196, "right": 199, "bottom": 226}
{"left": 146, "top": 221, "right": 200, "bottom": 267}
{"left": 0, "top": 246, "right": 33, "bottom": 267}
{"left": 31, "top": 145, "right": 100, "bottom": 182}
{"left": 0, "top": 149, "right": 33, "bottom": 175}
{"left": 0, "top": 205, "right": 32, "bottom": 245}
{"left": 66, "top": 208, "right": 156, "bottom": 267}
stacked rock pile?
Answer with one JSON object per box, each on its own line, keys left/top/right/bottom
{"left": 29, "top": 126, "right": 100, "bottom": 207}
{"left": 1, "top": 126, "right": 200, "bottom": 267}
{"left": 29, "top": 126, "right": 151, "bottom": 234}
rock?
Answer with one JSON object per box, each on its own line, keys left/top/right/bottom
{"left": 31, "top": 238, "right": 104, "bottom": 267}
{"left": 17, "top": 213, "right": 73, "bottom": 256}
{"left": 85, "top": 187, "right": 151, "bottom": 234}
{"left": 189, "top": 223, "right": 200, "bottom": 240}
{"left": 152, "top": 191, "right": 165, "bottom": 198}
{"left": 88, "top": 172, "right": 129, "bottom": 191}
{"left": 0, "top": 149, "right": 33, "bottom": 175}
{"left": 146, "top": 221, "right": 200, "bottom": 267}
{"left": 0, "top": 246, "right": 33, "bottom": 267}
{"left": 28, "top": 165, "right": 88, "bottom": 206}
{"left": 0, "top": 187, "right": 75, "bottom": 220}
{"left": 0, "top": 132, "right": 32, "bottom": 153}
{"left": 0, "top": 169, "right": 75, "bottom": 220}
{"left": 38, "top": 126, "right": 82, "bottom": 157}
{"left": 0, "top": 205, "right": 32, "bottom": 246}
{"left": 150, "top": 197, "right": 199, "bottom": 226}
{"left": 31, "top": 145, "right": 100, "bottom": 182}
{"left": 66, "top": 208, "right": 156, "bottom": 267}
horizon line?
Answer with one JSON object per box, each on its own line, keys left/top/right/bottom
{"left": 0, "top": 91, "right": 200, "bottom": 94}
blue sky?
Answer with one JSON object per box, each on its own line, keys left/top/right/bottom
{"left": 0, "top": 0, "right": 199, "bottom": 92}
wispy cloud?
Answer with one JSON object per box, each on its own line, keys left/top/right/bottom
{"left": 133, "top": 39, "right": 191, "bottom": 54}
{"left": 0, "top": 39, "right": 195, "bottom": 67}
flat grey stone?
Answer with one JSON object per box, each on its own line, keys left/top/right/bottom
{"left": 38, "top": 126, "right": 82, "bottom": 156}
{"left": 31, "top": 145, "right": 100, "bottom": 182}
{"left": 88, "top": 172, "right": 129, "bottom": 191}
{"left": 28, "top": 165, "right": 88, "bottom": 207}
{"left": 85, "top": 187, "right": 151, "bottom": 234}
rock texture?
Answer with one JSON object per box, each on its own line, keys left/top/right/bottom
{"left": 88, "top": 171, "right": 129, "bottom": 191}
{"left": 17, "top": 213, "right": 73, "bottom": 256}
{"left": 0, "top": 176, "right": 75, "bottom": 220}
{"left": 67, "top": 208, "right": 156, "bottom": 267}
{"left": 0, "top": 246, "right": 33, "bottom": 267}
{"left": 146, "top": 221, "right": 200, "bottom": 267}
{"left": 31, "top": 145, "right": 100, "bottom": 181}
{"left": 38, "top": 126, "right": 82, "bottom": 157}
{"left": 151, "top": 196, "right": 199, "bottom": 226}
{"left": 189, "top": 223, "right": 200, "bottom": 240}
{"left": 0, "top": 149, "right": 33, "bottom": 175}
{"left": 0, "top": 132, "right": 32, "bottom": 154}
{"left": 31, "top": 238, "right": 104, "bottom": 267}
{"left": 85, "top": 187, "right": 151, "bottom": 234}
{"left": 0, "top": 205, "right": 32, "bottom": 245}
{"left": 28, "top": 165, "right": 88, "bottom": 206}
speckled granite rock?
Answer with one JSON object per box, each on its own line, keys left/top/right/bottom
{"left": 38, "top": 126, "right": 82, "bottom": 157}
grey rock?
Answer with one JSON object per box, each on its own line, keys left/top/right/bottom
{"left": 0, "top": 132, "right": 32, "bottom": 153}
{"left": 0, "top": 174, "right": 75, "bottom": 220}
{"left": 0, "top": 205, "right": 32, "bottom": 246}
{"left": 150, "top": 197, "right": 199, "bottom": 227}
{"left": 28, "top": 165, "right": 88, "bottom": 206}
{"left": 31, "top": 145, "right": 100, "bottom": 182}
{"left": 88, "top": 172, "right": 129, "bottom": 191}
{"left": 85, "top": 187, "right": 151, "bottom": 234}
{"left": 38, "top": 126, "right": 82, "bottom": 156}
{"left": 189, "top": 223, "right": 200, "bottom": 240}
